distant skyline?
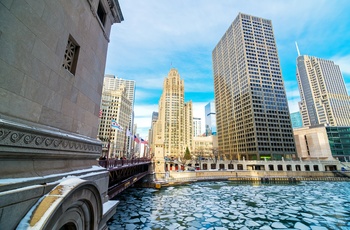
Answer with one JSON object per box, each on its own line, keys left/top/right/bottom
{"left": 105, "top": 0, "right": 350, "bottom": 138}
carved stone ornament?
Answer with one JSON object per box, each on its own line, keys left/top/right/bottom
{"left": 0, "top": 118, "right": 102, "bottom": 157}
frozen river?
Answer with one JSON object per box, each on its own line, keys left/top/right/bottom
{"left": 107, "top": 181, "right": 350, "bottom": 230}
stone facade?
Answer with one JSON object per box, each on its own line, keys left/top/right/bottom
{"left": 293, "top": 126, "right": 333, "bottom": 160}
{"left": 152, "top": 68, "right": 193, "bottom": 159}
{"left": 0, "top": 0, "right": 123, "bottom": 229}
{"left": 192, "top": 135, "right": 218, "bottom": 159}
{"left": 0, "top": 0, "right": 122, "bottom": 139}
{"left": 98, "top": 85, "right": 132, "bottom": 158}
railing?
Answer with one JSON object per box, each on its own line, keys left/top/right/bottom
{"left": 108, "top": 171, "right": 149, "bottom": 198}
{"left": 98, "top": 158, "right": 151, "bottom": 169}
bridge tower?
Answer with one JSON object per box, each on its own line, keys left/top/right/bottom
{"left": 0, "top": 0, "right": 124, "bottom": 229}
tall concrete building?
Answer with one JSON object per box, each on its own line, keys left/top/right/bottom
{"left": 104, "top": 74, "right": 136, "bottom": 106}
{"left": 212, "top": 13, "right": 296, "bottom": 160}
{"left": 148, "top": 111, "right": 159, "bottom": 156}
{"left": 205, "top": 101, "right": 217, "bottom": 136}
{"left": 103, "top": 74, "right": 136, "bottom": 156}
{"left": 98, "top": 85, "right": 132, "bottom": 158}
{"left": 296, "top": 55, "right": 350, "bottom": 127}
{"left": 193, "top": 117, "right": 202, "bottom": 137}
{"left": 152, "top": 68, "right": 193, "bottom": 169}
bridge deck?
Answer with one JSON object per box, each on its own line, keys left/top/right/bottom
{"left": 98, "top": 158, "right": 152, "bottom": 198}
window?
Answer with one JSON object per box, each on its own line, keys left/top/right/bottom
{"left": 62, "top": 35, "right": 79, "bottom": 75}
{"left": 97, "top": 1, "right": 106, "bottom": 26}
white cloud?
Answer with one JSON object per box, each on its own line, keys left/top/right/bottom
{"left": 286, "top": 89, "right": 300, "bottom": 99}
{"left": 193, "top": 102, "right": 208, "bottom": 133}
{"left": 288, "top": 98, "right": 300, "bottom": 114}
{"left": 134, "top": 117, "right": 152, "bottom": 138}
{"left": 107, "top": 0, "right": 350, "bottom": 136}
{"left": 134, "top": 104, "right": 158, "bottom": 117}
{"left": 133, "top": 104, "right": 158, "bottom": 138}
{"left": 134, "top": 89, "right": 161, "bottom": 103}
{"left": 134, "top": 117, "right": 152, "bottom": 129}
{"left": 331, "top": 54, "right": 350, "bottom": 76}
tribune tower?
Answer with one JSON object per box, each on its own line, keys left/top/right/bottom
{"left": 153, "top": 69, "right": 193, "bottom": 173}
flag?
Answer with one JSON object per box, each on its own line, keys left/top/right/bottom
{"left": 111, "top": 119, "right": 123, "bottom": 131}
{"left": 99, "top": 109, "right": 103, "bottom": 118}
{"left": 126, "top": 129, "right": 133, "bottom": 137}
{"left": 134, "top": 135, "right": 140, "bottom": 143}
{"left": 141, "top": 138, "right": 148, "bottom": 144}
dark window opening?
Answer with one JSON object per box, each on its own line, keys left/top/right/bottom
{"left": 97, "top": 1, "right": 106, "bottom": 25}
{"left": 62, "top": 35, "right": 80, "bottom": 75}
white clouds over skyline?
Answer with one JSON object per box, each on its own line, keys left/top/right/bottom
{"left": 106, "top": 0, "right": 350, "bottom": 138}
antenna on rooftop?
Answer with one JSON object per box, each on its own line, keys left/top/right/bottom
{"left": 295, "top": 41, "right": 301, "bottom": 56}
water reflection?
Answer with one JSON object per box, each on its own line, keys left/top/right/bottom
{"left": 108, "top": 181, "right": 350, "bottom": 229}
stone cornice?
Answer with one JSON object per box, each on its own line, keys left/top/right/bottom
{"left": 0, "top": 118, "right": 102, "bottom": 159}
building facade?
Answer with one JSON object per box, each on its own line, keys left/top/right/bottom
{"left": 297, "top": 56, "right": 350, "bottom": 127}
{"left": 148, "top": 112, "right": 159, "bottom": 157}
{"left": 152, "top": 68, "right": 193, "bottom": 167}
{"left": 212, "top": 13, "right": 296, "bottom": 161}
{"left": 104, "top": 74, "right": 136, "bottom": 105}
{"left": 103, "top": 74, "right": 136, "bottom": 157}
{"left": 205, "top": 101, "right": 217, "bottom": 136}
{"left": 326, "top": 126, "right": 350, "bottom": 162}
{"left": 98, "top": 85, "right": 132, "bottom": 158}
{"left": 0, "top": 0, "right": 123, "bottom": 229}
{"left": 192, "top": 135, "right": 218, "bottom": 160}
{"left": 294, "top": 126, "right": 333, "bottom": 160}
{"left": 193, "top": 117, "right": 202, "bottom": 137}
{"left": 290, "top": 111, "right": 303, "bottom": 129}
{"left": 294, "top": 125, "right": 350, "bottom": 162}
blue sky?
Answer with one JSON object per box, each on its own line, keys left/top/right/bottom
{"left": 105, "top": 0, "right": 350, "bottom": 139}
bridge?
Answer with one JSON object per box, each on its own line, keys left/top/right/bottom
{"left": 98, "top": 158, "right": 152, "bottom": 198}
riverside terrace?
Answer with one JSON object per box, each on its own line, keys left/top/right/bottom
{"left": 153, "top": 159, "right": 350, "bottom": 184}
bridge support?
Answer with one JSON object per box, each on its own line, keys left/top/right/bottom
{"left": 0, "top": 117, "right": 117, "bottom": 229}
{"left": 17, "top": 177, "right": 117, "bottom": 230}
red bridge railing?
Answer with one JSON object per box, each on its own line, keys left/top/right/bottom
{"left": 98, "top": 158, "right": 151, "bottom": 169}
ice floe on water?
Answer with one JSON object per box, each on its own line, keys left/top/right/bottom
{"left": 108, "top": 181, "right": 350, "bottom": 229}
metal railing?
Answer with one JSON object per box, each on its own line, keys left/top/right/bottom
{"left": 98, "top": 158, "right": 151, "bottom": 169}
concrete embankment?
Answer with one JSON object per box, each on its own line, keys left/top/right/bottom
{"left": 148, "top": 170, "right": 350, "bottom": 188}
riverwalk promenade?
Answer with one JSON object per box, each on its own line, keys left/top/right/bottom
{"left": 152, "top": 159, "right": 350, "bottom": 187}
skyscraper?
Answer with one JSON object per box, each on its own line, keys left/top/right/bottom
{"left": 212, "top": 13, "right": 296, "bottom": 160}
{"left": 193, "top": 117, "right": 202, "bottom": 137}
{"left": 103, "top": 74, "right": 136, "bottom": 156}
{"left": 205, "top": 101, "right": 217, "bottom": 136}
{"left": 152, "top": 68, "right": 193, "bottom": 160}
{"left": 296, "top": 56, "right": 350, "bottom": 127}
{"left": 98, "top": 85, "right": 132, "bottom": 158}
{"left": 148, "top": 111, "right": 159, "bottom": 153}
{"left": 104, "top": 74, "right": 136, "bottom": 107}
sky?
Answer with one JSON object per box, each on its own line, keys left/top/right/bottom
{"left": 105, "top": 0, "right": 350, "bottom": 139}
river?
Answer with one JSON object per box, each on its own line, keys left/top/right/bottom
{"left": 107, "top": 181, "right": 350, "bottom": 229}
